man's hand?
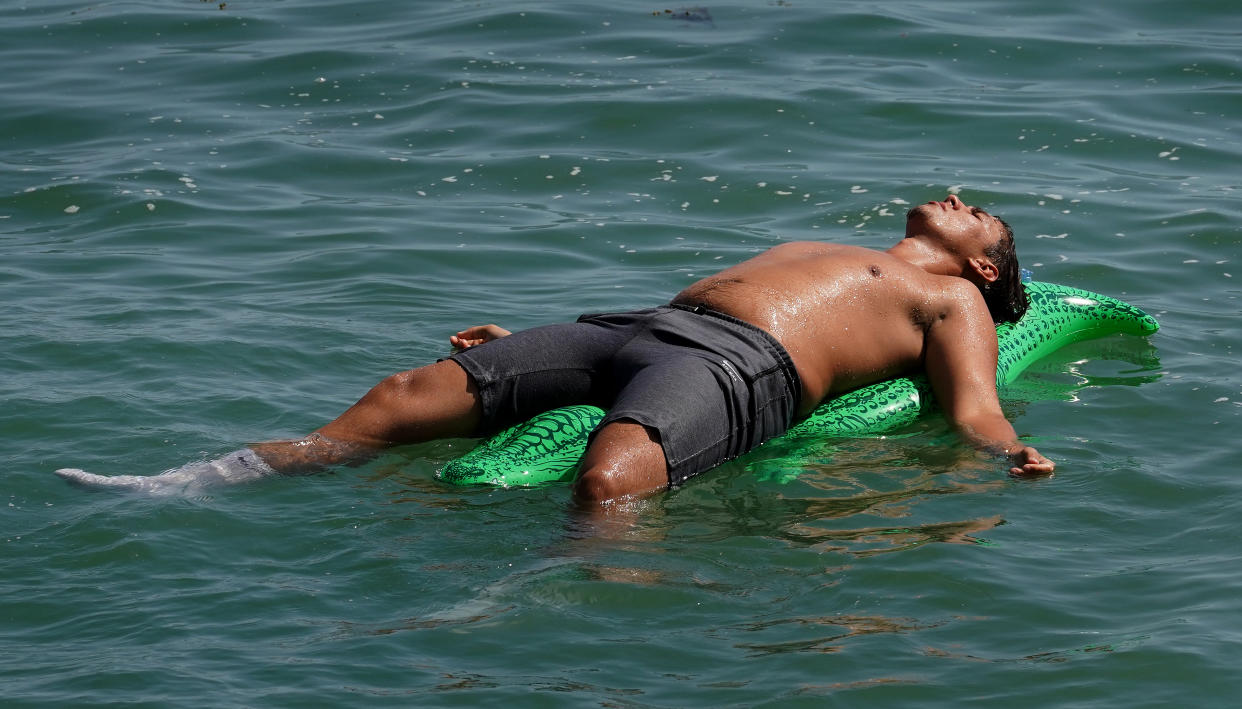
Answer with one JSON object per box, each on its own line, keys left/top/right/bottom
{"left": 1008, "top": 445, "right": 1055, "bottom": 477}
{"left": 449, "top": 324, "right": 511, "bottom": 351}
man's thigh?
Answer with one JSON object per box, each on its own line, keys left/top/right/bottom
{"left": 601, "top": 353, "right": 741, "bottom": 485}
{"left": 602, "top": 346, "right": 795, "bottom": 486}
{"left": 448, "top": 319, "right": 625, "bottom": 434}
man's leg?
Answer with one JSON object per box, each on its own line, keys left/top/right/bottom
{"left": 252, "top": 359, "right": 483, "bottom": 471}
{"left": 55, "top": 359, "right": 482, "bottom": 491}
{"left": 572, "top": 420, "right": 670, "bottom": 503}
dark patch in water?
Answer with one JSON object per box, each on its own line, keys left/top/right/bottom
{"left": 653, "top": 7, "right": 715, "bottom": 27}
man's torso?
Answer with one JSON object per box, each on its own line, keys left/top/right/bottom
{"left": 671, "top": 242, "right": 983, "bottom": 415}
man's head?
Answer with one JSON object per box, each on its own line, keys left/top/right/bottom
{"left": 979, "top": 217, "right": 1028, "bottom": 323}
{"left": 904, "top": 195, "right": 1029, "bottom": 323}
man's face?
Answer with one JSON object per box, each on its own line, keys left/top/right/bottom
{"left": 905, "top": 194, "right": 1007, "bottom": 256}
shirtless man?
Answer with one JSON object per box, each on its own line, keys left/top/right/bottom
{"left": 56, "top": 194, "right": 1054, "bottom": 500}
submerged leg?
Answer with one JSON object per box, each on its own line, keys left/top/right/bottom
{"left": 55, "top": 360, "right": 483, "bottom": 493}
{"left": 55, "top": 448, "right": 276, "bottom": 495}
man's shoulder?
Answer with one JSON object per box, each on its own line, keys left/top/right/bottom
{"left": 923, "top": 276, "right": 996, "bottom": 332}
{"left": 927, "top": 273, "right": 983, "bottom": 298}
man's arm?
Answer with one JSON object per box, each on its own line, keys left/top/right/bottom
{"left": 924, "top": 284, "right": 1055, "bottom": 476}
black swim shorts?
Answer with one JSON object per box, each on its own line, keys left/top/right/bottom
{"left": 448, "top": 305, "right": 802, "bottom": 485}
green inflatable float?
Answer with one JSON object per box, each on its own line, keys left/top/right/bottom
{"left": 440, "top": 282, "right": 1159, "bottom": 487}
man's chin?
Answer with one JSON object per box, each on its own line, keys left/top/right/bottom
{"left": 906, "top": 203, "right": 936, "bottom": 221}
{"left": 904, "top": 204, "right": 935, "bottom": 234}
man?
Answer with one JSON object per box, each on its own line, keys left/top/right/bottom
{"left": 56, "top": 194, "right": 1054, "bottom": 500}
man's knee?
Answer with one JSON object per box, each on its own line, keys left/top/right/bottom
{"left": 364, "top": 367, "right": 432, "bottom": 414}
{"left": 320, "top": 360, "right": 482, "bottom": 444}
{"left": 370, "top": 368, "right": 411, "bottom": 398}
{"left": 573, "top": 465, "right": 631, "bottom": 504}
{"left": 572, "top": 421, "right": 670, "bottom": 504}
{"left": 373, "top": 361, "right": 474, "bottom": 405}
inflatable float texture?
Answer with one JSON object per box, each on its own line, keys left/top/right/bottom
{"left": 440, "top": 282, "right": 1159, "bottom": 487}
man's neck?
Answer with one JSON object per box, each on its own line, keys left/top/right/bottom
{"left": 886, "top": 237, "right": 962, "bottom": 278}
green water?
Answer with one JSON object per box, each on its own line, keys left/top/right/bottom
{"left": 3, "top": 1, "right": 1239, "bottom": 706}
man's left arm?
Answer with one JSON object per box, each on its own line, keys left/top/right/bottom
{"left": 924, "top": 286, "right": 1055, "bottom": 477}
{"left": 450, "top": 324, "right": 511, "bottom": 351}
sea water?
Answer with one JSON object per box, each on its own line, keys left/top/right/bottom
{"left": 3, "top": 1, "right": 1240, "bottom": 706}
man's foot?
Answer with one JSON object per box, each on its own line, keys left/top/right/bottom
{"left": 55, "top": 468, "right": 188, "bottom": 494}
{"left": 54, "top": 448, "right": 276, "bottom": 494}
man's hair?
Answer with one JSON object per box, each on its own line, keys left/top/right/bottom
{"left": 980, "top": 218, "right": 1028, "bottom": 323}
